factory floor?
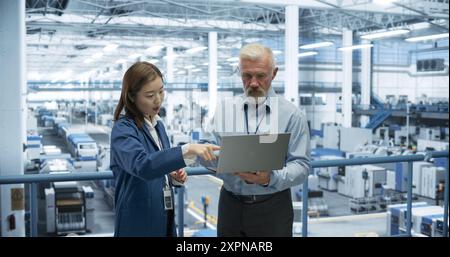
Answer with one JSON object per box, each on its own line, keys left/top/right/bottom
{"left": 298, "top": 212, "right": 388, "bottom": 237}
{"left": 35, "top": 123, "right": 411, "bottom": 237}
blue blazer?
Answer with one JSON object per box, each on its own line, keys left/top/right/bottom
{"left": 110, "top": 115, "right": 186, "bottom": 237}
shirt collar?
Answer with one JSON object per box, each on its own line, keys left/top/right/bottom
{"left": 144, "top": 115, "right": 161, "bottom": 130}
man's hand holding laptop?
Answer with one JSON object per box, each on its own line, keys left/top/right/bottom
{"left": 234, "top": 171, "right": 271, "bottom": 186}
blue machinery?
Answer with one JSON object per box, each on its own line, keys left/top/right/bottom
{"left": 0, "top": 150, "right": 448, "bottom": 237}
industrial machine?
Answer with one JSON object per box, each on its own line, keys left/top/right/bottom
{"left": 393, "top": 162, "right": 410, "bottom": 192}
{"left": 393, "top": 125, "right": 417, "bottom": 146}
{"left": 419, "top": 211, "right": 449, "bottom": 237}
{"left": 412, "top": 161, "right": 433, "bottom": 196}
{"left": 26, "top": 134, "right": 42, "bottom": 160}
{"left": 42, "top": 145, "right": 62, "bottom": 156}
{"left": 417, "top": 139, "right": 449, "bottom": 152}
{"left": 386, "top": 202, "right": 428, "bottom": 236}
{"left": 317, "top": 155, "right": 343, "bottom": 192}
{"left": 418, "top": 127, "right": 442, "bottom": 141}
{"left": 39, "top": 158, "right": 75, "bottom": 174}
{"left": 98, "top": 114, "right": 114, "bottom": 126}
{"left": 410, "top": 206, "right": 444, "bottom": 235}
{"left": 66, "top": 133, "right": 98, "bottom": 160}
{"left": 171, "top": 132, "right": 191, "bottom": 147}
{"left": 374, "top": 126, "right": 390, "bottom": 145}
{"left": 433, "top": 217, "right": 449, "bottom": 237}
{"left": 323, "top": 125, "right": 373, "bottom": 152}
{"left": 342, "top": 165, "right": 386, "bottom": 199}
{"left": 45, "top": 183, "right": 94, "bottom": 235}
{"left": 65, "top": 133, "right": 98, "bottom": 171}
{"left": 349, "top": 196, "right": 380, "bottom": 214}
{"left": 420, "top": 166, "right": 445, "bottom": 199}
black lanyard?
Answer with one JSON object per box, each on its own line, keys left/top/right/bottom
{"left": 244, "top": 103, "right": 270, "bottom": 135}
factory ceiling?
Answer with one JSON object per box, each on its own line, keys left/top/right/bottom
{"left": 25, "top": 0, "right": 449, "bottom": 83}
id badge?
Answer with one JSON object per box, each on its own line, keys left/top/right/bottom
{"left": 163, "top": 187, "right": 173, "bottom": 210}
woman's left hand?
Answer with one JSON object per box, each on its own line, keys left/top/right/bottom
{"left": 170, "top": 169, "right": 188, "bottom": 184}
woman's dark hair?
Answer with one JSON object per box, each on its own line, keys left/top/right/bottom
{"left": 114, "top": 61, "right": 164, "bottom": 129}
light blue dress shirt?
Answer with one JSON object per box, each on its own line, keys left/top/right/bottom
{"left": 209, "top": 87, "right": 311, "bottom": 196}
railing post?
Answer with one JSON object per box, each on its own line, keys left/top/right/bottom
{"left": 30, "top": 182, "right": 38, "bottom": 237}
{"left": 444, "top": 156, "right": 449, "bottom": 237}
{"left": 177, "top": 186, "right": 185, "bottom": 237}
{"left": 301, "top": 166, "right": 309, "bottom": 237}
{"left": 406, "top": 161, "right": 413, "bottom": 237}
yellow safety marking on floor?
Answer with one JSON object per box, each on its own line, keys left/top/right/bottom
{"left": 188, "top": 201, "right": 218, "bottom": 225}
{"left": 353, "top": 231, "right": 379, "bottom": 237}
{"left": 308, "top": 212, "right": 387, "bottom": 223}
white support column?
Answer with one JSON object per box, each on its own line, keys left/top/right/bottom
{"left": 166, "top": 46, "right": 174, "bottom": 83}
{"left": 360, "top": 39, "right": 372, "bottom": 127}
{"left": 0, "top": 0, "right": 26, "bottom": 236}
{"left": 284, "top": 5, "right": 299, "bottom": 107}
{"left": 342, "top": 28, "right": 353, "bottom": 128}
{"left": 208, "top": 31, "right": 218, "bottom": 120}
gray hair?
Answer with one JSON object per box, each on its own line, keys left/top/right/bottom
{"left": 239, "top": 43, "right": 276, "bottom": 69}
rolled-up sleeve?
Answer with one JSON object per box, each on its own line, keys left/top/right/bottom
{"left": 268, "top": 109, "right": 311, "bottom": 191}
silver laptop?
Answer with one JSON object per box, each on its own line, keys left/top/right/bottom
{"left": 203, "top": 133, "right": 291, "bottom": 174}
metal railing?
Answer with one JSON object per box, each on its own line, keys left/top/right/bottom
{"left": 0, "top": 151, "right": 448, "bottom": 237}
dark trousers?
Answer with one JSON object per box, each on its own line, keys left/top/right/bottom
{"left": 217, "top": 187, "right": 293, "bottom": 237}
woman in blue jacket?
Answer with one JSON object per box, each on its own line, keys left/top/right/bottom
{"left": 110, "top": 61, "right": 219, "bottom": 237}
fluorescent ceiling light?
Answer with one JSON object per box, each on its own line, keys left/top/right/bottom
{"left": 372, "top": 0, "right": 396, "bottom": 5}
{"left": 202, "top": 62, "right": 209, "bottom": 65}
{"left": 298, "top": 51, "right": 318, "bottom": 58}
{"left": 63, "top": 69, "right": 73, "bottom": 75}
{"left": 128, "top": 53, "right": 141, "bottom": 59}
{"left": 300, "top": 42, "right": 334, "bottom": 49}
{"left": 77, "top": 73, "right": 90, "bottom": 80}
{"left": 240, "top": 0, "right": 302, "bottom": 5}
{"left": 28, "top": 72, "right": 42, "bottom": 80}
{"left": 84, "top": 58, "right": 94, "bottom": 64}
{"left": 50, "top": 70, "right": 73, "bottom": 82}
{"left": 273, "top": 50, "right": 282, "bottom": 55}
{"left": 185, "top": 65, "right": 196, "bottom": 69}
{"left": 244, "top": 38, "right": 260, "bottom": 43}
{"left": 227, "top": 57, "right": 239, "bottom": 62}
{"left": 115, "top": 59, "right": 126, "bottom": 64}
{"left": 191, "top": 68, "right": 202, "bottom": 72}
{"left": 177, "top": 70, "right": 186, "bottom": 74}
{"left": 229, "top": 62, "right": 239, "bottom": 66}
{"left": 361, "top": 29, "right": 409, "bottom": 40}
{"left": 145, "top": 45, "right": 164, "bottom": 54}
{"left": 148, "top": 59, "right": 159, "bottom": 63}
{"left": 338, "top": 44, "right": 374, "bottom": 51}
{"left": 408, "top": 22, "right": 430, "bottom": 31}
{"left": 185, "top": 46, "right": 207, "bottom": 54}
{"left": 405, "top": 33, "right": 449, "bottom": 42}
{"left": 92, "top": 52, "right": 104, "bottom": 59}
{"left": 103, "top": 44, "right": 119, "bottom": 52}
{"left": 163, "top": 54, "right": 179, "bottom": 60}
{"left": 232, "top": 42, "right": 242, "bottom": 49}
